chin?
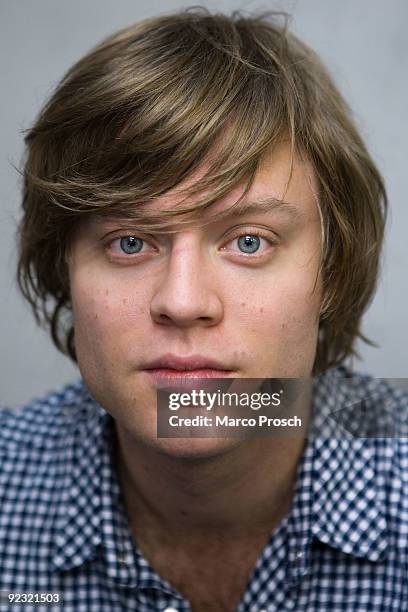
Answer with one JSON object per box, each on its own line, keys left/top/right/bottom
{"left": 145, "top": 435, "right": 243, "bottom": 462}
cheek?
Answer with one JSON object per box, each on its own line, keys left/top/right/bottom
{"left": 245, "top": 290, "right": 319, "bottom": 340}
{"left": 70, "top": 272, "right": 149, "bottom": 369}
{"left": 233, "top": 271, "right": 321, "bottom": 329}
{"left": 229, "top": 267, "right": 322, "bottom": 374}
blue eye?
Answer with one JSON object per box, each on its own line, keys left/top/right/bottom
{"left": 119, "top": 236, "right": 143, "bottom": 254}
{"left": 237, "top": 235, "right": 261, "bottom": 254}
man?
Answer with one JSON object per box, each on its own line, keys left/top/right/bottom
{"left": 1, "top": 8, "right": 407, "bottom": 612}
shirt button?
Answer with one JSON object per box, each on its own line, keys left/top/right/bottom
{"left": 117, "top": 552, "right": 132, "bottom": 565}
{"left": 163, "top": 608, "right": 179, "bottom": 612}
{"left": 295, "top": 550, "right": 303, "bottom": 559}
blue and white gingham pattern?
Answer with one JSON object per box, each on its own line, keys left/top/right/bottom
{"left": 0, "top": 367, "right": 407, "bottom": 611}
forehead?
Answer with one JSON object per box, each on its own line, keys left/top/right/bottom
{"left": 79, "top": 141, "right": 320, "bottom": 236}
{"left": 146, "top": 141, "right": 319, "bottom": 221}
{"left": 155, "top": 143, "right": 318, "bottom": 212}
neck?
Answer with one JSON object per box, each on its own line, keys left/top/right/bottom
{"left": 115, "top": 430, "right": 306, "bottom": 540}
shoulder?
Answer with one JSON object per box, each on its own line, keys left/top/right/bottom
{"left": 348, "top": 370, "right": 408, "bottom": 486}
{"left": 343, "top": 368, "right": 408, "bottom": 407}
{"left": 0, "top": 381, "right": 104, "bottom": 455}
{"left": 318, "top": 368, "right": 408, "bottom": 528}
{"left": 0, "top": 380, "right": 107, "bottom": 518}
{"left": 0, "top": 382, "right": 109, "bottom": 588}
{"left": 311, "top": 368, "right": 408, "bottom": 573}
{"left": 314, "top": 367, "right": 408, "bottom": 502}
{"left": 315, "top": 367, "right": 408, "bottom": 437}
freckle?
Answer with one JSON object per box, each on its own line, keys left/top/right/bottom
{"left": 241, "top": 302, "right": 246, "bottom": 307}
{"left": 122, "top": 298, "right": 127, "bottom": 305}
{"left": 260, "top": 307, "right": 264, "bottom": 313}
{"left": 94, "top": 314, "right": 98, "bottom": 320}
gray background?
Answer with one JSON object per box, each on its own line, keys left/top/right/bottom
{"left": 1, "top": 0, "right": 407, "bottom": 407}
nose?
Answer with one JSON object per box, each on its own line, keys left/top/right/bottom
{"left": 150, "top": 235, "right": 223, "bottom": 328}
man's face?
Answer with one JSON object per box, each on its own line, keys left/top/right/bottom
{"left": 68, "top": 143, "right": 323, "bottom": 457}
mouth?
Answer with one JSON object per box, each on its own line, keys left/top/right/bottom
{"left": 144, "top": 370, "right": 235, "bottom": 393}
{"left": 142, "top": 354, "right": 236, "bottom": 388}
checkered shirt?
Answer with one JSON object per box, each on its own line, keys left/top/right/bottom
{"left": 0, "top": 367, "right": 407, "bottom": 611}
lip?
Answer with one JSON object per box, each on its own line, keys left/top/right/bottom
{"left": 143, "top": 354, "right": 236, "bottom": 390}
{"left": 143, "top": 353, "right": 234, "bottom": 372}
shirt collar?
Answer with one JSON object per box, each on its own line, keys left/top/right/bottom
{"left": 51, "top": 389, "right": 180, "bottom": 597}
{"left": 311, "top": 437, "right": 388, "bottom": 559}
{"left": 51, "top": 392, "right": 105, "bottom": 572}
{"left": 286, "top": 368, "right": 389, "bottom": 584}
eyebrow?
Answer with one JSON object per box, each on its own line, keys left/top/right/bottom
{"left": 90, "top": 196, "right": 304, "bottom": 233}
{"left": 225, "top": 196, "right": 303, "bottom": 220}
